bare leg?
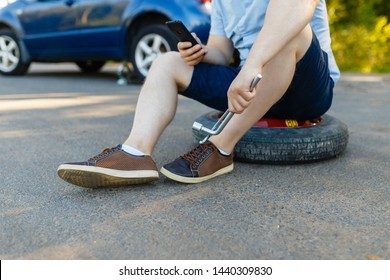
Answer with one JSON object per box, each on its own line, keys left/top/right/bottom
{"left": 58, "top": 52, "right": 197, "bottom": 188}
{"left": 123, "top": 52, "right": 194, "bottom": 155}
{"left": 210, "top": 25, "right": 313, "bottom": 153}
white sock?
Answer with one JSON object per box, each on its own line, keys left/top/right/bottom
{"left": 121, "top": 144, "right": 145, "bottom": 156}
{"left": 218, "top": 148, "right": 231, "bottom": 156}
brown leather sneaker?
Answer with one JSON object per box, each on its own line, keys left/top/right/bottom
{"left": 160, "top": 141, "right": 233, "bottom": 183}
{"left": 57, "top": 145, "right": 159, "bottom": 188}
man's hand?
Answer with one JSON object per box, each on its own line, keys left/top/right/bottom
{"left": 178, "top": 33, "right": 208, "bottom": 66}
{"left": 228, "top": 68, "right": 262, "bottom": 114}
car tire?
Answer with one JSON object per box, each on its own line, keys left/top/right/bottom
{"left": 75, "top": 61, "right": 106, "bottom": 73}
{"left": 0, "top": 29, "right": 30, "bottom": 76}
{"left": 129, "top": 24, "right": 178, "bottom": 81}
{"left": 192, "top": 111, "right": 349, "bottom": 164}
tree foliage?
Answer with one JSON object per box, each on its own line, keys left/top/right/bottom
{"left": 327, "top": 0, "right": 390, "bottom": 72}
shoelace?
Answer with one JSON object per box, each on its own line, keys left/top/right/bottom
{"left": 88, "top": 146, "right": 120, "bottom": 161}
{"left": 181, "top": 143, "right": 214, "bottom": 166}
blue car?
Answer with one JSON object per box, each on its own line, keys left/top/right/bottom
{"left": 0, "top": 0, "right": 211, "bottom": 79}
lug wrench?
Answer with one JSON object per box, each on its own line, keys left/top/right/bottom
{"left": 193, "top": 74, "right": 262, "bottom": 144}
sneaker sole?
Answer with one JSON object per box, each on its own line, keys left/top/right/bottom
{"left": 160, "top": 163, "right": 234, "bottom": 184}
{"left": 57, "top": 164, "right": 159, "bottom": 188}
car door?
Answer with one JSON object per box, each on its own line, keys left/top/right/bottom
{"left": 75, "top": 0, "right": 129, "bottom": 56}
{"left": 18, "top": 0, "right": 84, "bottom": 59}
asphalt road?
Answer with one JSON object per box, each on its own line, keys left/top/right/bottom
{"left": 0, "top": 63, "right": 389, "bottom": 259}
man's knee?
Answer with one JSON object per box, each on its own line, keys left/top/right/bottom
{"left": 150, "top": 51, "right": 181, "bottom": 71}
{"left": 149, "top": 51, "right": 193, "bottom": 89}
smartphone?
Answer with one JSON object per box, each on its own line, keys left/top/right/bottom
{"left": 166, "top": 20, "right": 199, "bottom": 46}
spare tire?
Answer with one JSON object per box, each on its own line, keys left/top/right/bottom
{"left": 192, "top": 111, "right": 349, "bottom": 164}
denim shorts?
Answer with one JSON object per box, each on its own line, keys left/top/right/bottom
{"left": 180, "top": 33, "right": 334, "bottom": 120}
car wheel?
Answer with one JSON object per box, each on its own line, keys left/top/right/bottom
{"left": 130, "top": 24, "right": 177, "bottom": 81}
{"left": 75, "top": 61, "right": 106, "bottom": 73}
{"left": 192, "top": 111, "right": 349, "bottom": 164}
{"left": 0, "top": 29, "right": 30, "bottom": 75}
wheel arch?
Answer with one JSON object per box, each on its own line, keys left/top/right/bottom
{"left": 0, "top": 22, "right": 31, "bottom": 63}
{"left": 124, "top": 11, "right": 171, "bottom": 58}
{"left": 0, "top": 22, "right": 11, "bottom": 30}
{"left": 0, "top": 21, "right": 18, "bottom": 35}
